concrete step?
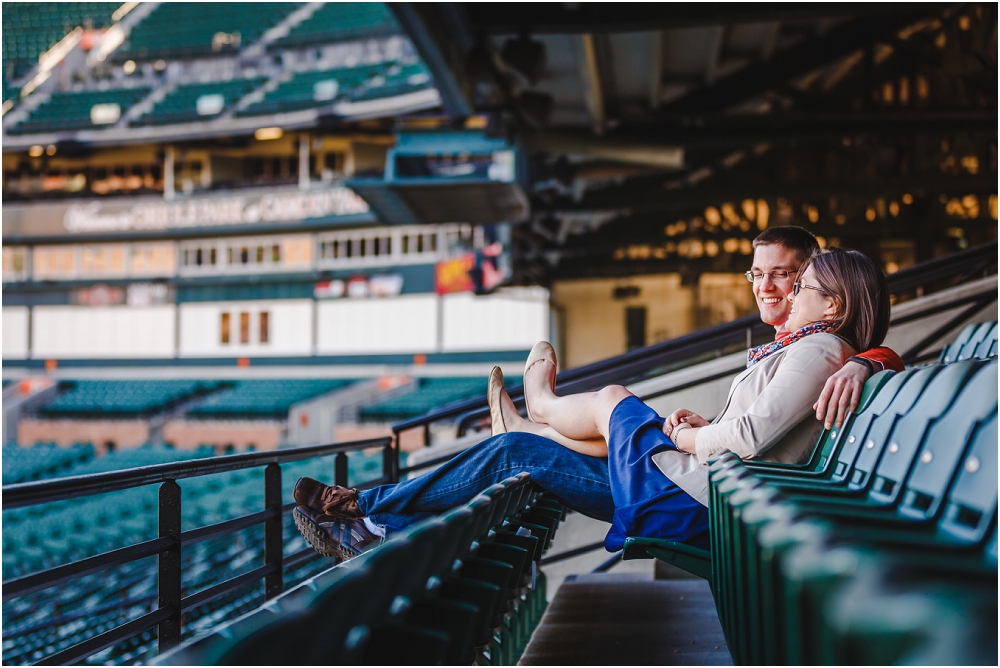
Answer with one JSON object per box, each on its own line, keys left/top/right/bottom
{"left": 519, "top": 572, "right": 732, "bottom": 665}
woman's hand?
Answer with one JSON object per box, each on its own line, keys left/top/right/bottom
{"left": 671, "top": 422, "right": 700, "bottom": 454}
{"left": 663, "top": 409, "right": 709, "bottom": 438}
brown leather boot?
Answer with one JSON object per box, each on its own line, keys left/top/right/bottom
{"left": 293, "top": 477, "right": 362, "bottom": 518}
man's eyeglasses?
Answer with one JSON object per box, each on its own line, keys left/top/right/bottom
{"left": 745, "top": 269, "right": 798, "bottom": 283}
{"left": 792, "top": 281, "right": 825, "bottom": 296}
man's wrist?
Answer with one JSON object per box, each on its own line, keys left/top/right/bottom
{"left": 847, "top": 356, "right": 876, "bottom": 375}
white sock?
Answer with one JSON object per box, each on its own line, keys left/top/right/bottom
{"left": 363, "top": 516, "right": 386, "bottom": 537}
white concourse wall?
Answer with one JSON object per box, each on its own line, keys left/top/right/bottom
{"left": 179, "top": 300, "right": 313, "bottom": 357}
{"left": 2, "top": 307, "right": 30, "bottom": 359}
{"left": 441, "top": 288, "right": 549, "bottom": 352}
{"left": 31, "top": 305, "right": 176, "bottom": 358}
{"left": 317, "top": 294, "right": 438, "bottom": 354}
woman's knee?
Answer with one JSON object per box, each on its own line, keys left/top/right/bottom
{"left": 596, "top": 385, "right": 632, "bottom": 410}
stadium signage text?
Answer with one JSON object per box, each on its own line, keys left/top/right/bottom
{"left": 59, "top": 188, "right": 370, "bottom": 233}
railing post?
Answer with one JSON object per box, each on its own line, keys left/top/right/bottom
{"left": 157, "top": 480, "right": 182, "bottom": 653}
{"left": 264, "top": 463, "right": 283, "bottom": 600}
{"left": 385, "top": 440, "right": 397, "bottom": 483}
{"left": 335, "top": 452, "right": 349, "bottom": 487}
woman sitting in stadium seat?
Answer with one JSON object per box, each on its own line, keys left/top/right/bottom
{"left": 293, "top": 248, "right": 890, "bottom": 562}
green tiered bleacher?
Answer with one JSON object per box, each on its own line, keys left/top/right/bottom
{"left": 40, "top": 379, "right": 220, "bottom": 417}
{"left": 359, "top": 376, "right": 487, "bottom": 423}
{"left": 1, "top": 444, "right": 386, "bottom": 665}
{"left": 350, "top": 61, "right": 433, "bottom": 102}
{"left": 187, "top": 379, "right": 354, "bottom": 420}
{"left": 113, "top": 2, "right": 301, "bottom": 60}
{"left": 133, "top": 77, "right": 266, "bottom": 126}
{"left": 235, "top": 64, "right": 386, "bottom": 116}
{"left": 623, "top": 320, "right": 999, "bottom": 665}
{"left": 155, "top": 473, "right": 562, "bottom": 666}
{"left": 270, "top": 2, "right": 399, "bottom": 49}
{"left": 2, "top": 442, "right": 94, "bottom": 484}
{"left": 10, "top": 87, "right": 151, "bottom": 134}
{"left": 2, "top": 2, "right": 118, "bottom": 80}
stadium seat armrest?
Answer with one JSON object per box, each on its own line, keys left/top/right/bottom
{"left": 622, "top": 537, "right": 711, "bottom": 579}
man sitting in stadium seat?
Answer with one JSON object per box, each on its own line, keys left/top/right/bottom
{"left": 293, "top": 230, "right": 903, "bottom": 560}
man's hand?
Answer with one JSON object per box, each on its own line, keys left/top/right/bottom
{"left": 663, "top": 409, "right": 710, "bottom": 438}
{"left": 814, "top": 360, "right": 870, "bottom": 430}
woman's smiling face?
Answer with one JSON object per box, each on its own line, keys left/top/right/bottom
{"left": 785, "top": 265, "right": 840, "bottom": 331}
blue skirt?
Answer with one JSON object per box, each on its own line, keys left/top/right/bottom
{"left": 604, "top": 396, "right": 710, "bottom": 551}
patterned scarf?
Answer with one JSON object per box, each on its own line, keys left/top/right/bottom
{"left": 746, "top": 320, "right": 836, "bottom": 368}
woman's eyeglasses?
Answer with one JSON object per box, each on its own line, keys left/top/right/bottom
{"left": 745, "top": 270, "right": 797, "bottom": 283}
{"left": 792, "top": 281, "right": 825, "bottom": 296}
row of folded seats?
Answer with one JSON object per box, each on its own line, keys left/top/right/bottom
{"left": 156, "top": 473, "right": 565, "bottom": 666}
{"left": 625, "top": 320, "right": 998, "bottom": 665}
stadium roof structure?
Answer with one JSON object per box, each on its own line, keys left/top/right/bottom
{"left": 388, "top": 2, "right": 997, "bottom": 282}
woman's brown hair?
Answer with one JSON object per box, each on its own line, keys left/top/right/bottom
{"left": 801, "top": 248, "right": 890, "bottom": 352}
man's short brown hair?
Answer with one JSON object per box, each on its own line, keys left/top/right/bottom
{"left": 751, "top": 226, "right": 820, "bottom": 263}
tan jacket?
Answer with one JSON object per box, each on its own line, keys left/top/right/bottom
{"left": 651, "top": 333, "right": 855, "bottom": 506}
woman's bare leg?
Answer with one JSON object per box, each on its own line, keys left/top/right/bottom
{"left": 498, "top": 388, "right": 609, "bottom": 457}
{"left": 524, "top": 359, "right": 633, "bottom": 443}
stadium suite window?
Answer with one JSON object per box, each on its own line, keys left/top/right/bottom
{"left": 259, "top": 311, "right": 269, "bottom": 344}
{"left": 240, "top": 312, "right": 250, "bottom": 344}
{"left": 220, "top": 313, "right": 231, "bottom": 344}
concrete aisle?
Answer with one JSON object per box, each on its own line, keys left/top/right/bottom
{"left": 519, "top": 572, "right": 732, "bottom": 665}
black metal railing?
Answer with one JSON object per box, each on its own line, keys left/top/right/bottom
{"left": 393, "top": 241, "right": 997, "bottom": 452}
{"left": 2, "top": 437, "right": 393, "bottom": 665}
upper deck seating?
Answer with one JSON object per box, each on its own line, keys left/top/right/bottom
{"left": 40, "top": 379, "right": 214, "bottom": 417}
{"left": 2, "top": 2, "right": 118, "bottom": 80}
{"left": 133, "top": 77, "right": 266, "bottom": 125}
{"left": 113, "top": 3, "right": 301, "bottom": 61}
{"left": 10, "top": 87, "right": 151, "bottom": 134}
{"left": 235, "top": 64, "right": 384, "bottom": 116}
{"left": 349, "top": 61, "right": 433, "bottom": 101}
{"left": 186, "top": 379, "right": 354, "bottom": 420}
{"left": 270, "top": 2, "right": 398, "bottom": 50}
{"left": 358, "top": 376, "right": 487, "bottom": 423}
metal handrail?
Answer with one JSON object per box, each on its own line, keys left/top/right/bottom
{"left": 392, "top": 241, "right": 997, "bottom": 441}
{"left": 2, "top": 436, "right": 393, "bottom": 509}
{"left": 1, "top": 436, "right": 394, "bottom": 663}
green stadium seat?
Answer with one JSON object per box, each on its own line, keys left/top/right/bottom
{"left": 358, "top": 376, "right": 487, "bottom": 423}
{"left": 133, "top": 77, "right": 266, "bottom": 126}
{"left": 155, "top": 473, "right": 549, "bottom": 666}
{"left": 10, "top": 87, "right": 152, "bottom": 134}
{"left": 2, "top": 3, "right": 118, "bottom": 81}
{"left": 187, "top": 379, "right": 354, "bottom": 420}
{"left": 114, "top": 3, "right": 301, "bottom": 61}
{"left": 270, "top": 2, "right": 398, "bottom": 49}
{"left": 236, "top": 64, "right": 386, "bottom": 117}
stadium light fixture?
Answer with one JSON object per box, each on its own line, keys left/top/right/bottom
{"left": 255, "top": 127, "right": 284, "bottom": 141}
{"left": 29, "top": 145, "right": 44, "bottom": 158}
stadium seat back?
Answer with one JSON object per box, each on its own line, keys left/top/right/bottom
{"left": 895, "top": 361, "right": 998, "bottom": 521}
{"left": 866, "top": 359, "right": 983, "bottom": 504}
{"left": 936, "top": 414, "right": 998, "bottom": 545}
{"left": 939, "top": 323, "right": 980, "bottom": 363}
{"left": 845, "top": 365, "right": 940, "bottom": 490}
{"left": 971, "top": 322, "right": 999, "bottom": 359}
{"left": 829, "top": 368, "right": 919, "bottom": 482}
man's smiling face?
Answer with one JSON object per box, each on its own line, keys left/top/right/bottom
{"left": 750, "top": 243, "right": 803, "bottom": 327}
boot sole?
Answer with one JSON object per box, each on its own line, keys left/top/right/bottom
{"left": 292, "top": 508, "right": 357, "bottom": 563}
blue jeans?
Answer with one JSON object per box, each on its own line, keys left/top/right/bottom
{"left": 359, "top": 432, "right": 614, "bottom": 532}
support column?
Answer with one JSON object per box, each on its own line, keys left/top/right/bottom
{"left": 164, "top": 146, "right": 175, "bottom": 200}
{"left": 299, "top": 134, "right": 310, "bottom": 190}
